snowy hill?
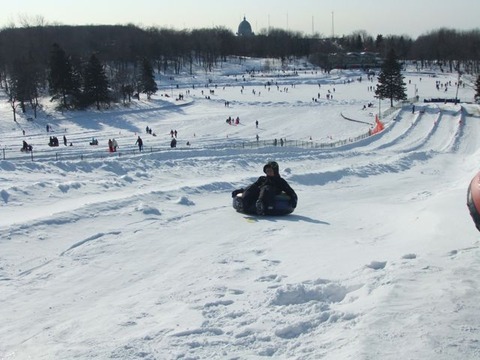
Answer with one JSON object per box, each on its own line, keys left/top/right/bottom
{"left": 1, "top": 59, "right": 480, "bottom": 359}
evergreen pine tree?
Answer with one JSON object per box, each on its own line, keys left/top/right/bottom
{"left": 139, "top": 58, "right": 158, "bottom": 99}
{"left": 83, "top": 54, "right": 109, "bottom": 109}
{"left": 375, "top": 49, "right": 407, "bottom": 107}
{"left": 48, "top": 43, "right": 80, "bottom": 108}
{"left": 475, "top": 74, "right": 480, "bottom": 103}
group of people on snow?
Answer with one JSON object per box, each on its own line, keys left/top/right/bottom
{"left": 108, "top": 138, "right": 119, "bottom": 152}
{"left": 226, "top": 116, "right": 240, "bottom": 125}
{"left": 21, "top": 140, "right": 33, "bottom": 152}
{"left": 145, "top": 126, "right": 156, "bottom": 136}
{"left": 48, "top": 136, "right": 59, "bottom": 147}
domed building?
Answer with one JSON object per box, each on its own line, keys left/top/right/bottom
{"left": 237, "top": 16, "right": 254, "bottom": 36}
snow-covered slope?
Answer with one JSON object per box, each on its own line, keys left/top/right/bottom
{"left": 1, "top": 60, "right": 480, "bottom": 359}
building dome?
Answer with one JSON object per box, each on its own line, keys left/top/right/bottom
{"left": 237, "top": 16, "right": 254, "bottom": 36}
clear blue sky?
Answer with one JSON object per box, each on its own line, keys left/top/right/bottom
{"left": 3, "top": 0, "right": 479, "bottom": 38}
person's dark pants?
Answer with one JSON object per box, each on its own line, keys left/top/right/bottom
{"left": 259, "top": 185, "right": 276, "bottom": 209}
{"left": 241, "top": 184, "right": 260, "bottom": 213}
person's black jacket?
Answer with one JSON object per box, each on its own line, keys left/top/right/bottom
{"left": 252, "top": 175, "right": 297, "bottom": 201}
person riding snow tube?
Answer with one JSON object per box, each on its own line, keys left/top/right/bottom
{"left": 231, "top": 161, "right": 297, "bottom": 216}
{"left": 467, "top": 171, "right": 480, "bottom": 231}
{"left": 232, "top": 190, "right": 295, "bottom": 215}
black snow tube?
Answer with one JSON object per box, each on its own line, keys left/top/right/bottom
{"left": 467, "top": 171, "right": 480, "bottom": 231}
{"left": 233, "top": 192, "right": 294, "bottom": 216}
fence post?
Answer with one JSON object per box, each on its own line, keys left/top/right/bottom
{"left": 30, "top": 150, "right": 34, "bottom": 161}
{"left": 2, "top": 148, "right": 4, "bottom": 160}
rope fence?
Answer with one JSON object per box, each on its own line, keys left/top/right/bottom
{"left": 1, "top": 129, "right": 375, "bottom": 162}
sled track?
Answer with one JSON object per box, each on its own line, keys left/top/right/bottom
{"left": 2, "top": 104, "right": 478, "bottom": 231}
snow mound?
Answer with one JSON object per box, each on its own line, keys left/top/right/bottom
{"left": 176, "top": 196, "right": 195, "bottom": 206}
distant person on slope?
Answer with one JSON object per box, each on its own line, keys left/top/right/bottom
{"left": 232, "top": 161, "right": 297, "bottom": 215}
{"left": 135, "top": 136, "right": 143, "bottom": 151}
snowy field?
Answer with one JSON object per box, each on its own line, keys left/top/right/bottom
{"left": 1, "top": 58, "right": 480, "bottom": 360}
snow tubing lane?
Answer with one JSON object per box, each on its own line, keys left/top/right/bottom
{"left": 233, "top": 192, "right": 294, "bottom": 216}
{"left": 467, "top": 171, "right": 480, "bottom": 231}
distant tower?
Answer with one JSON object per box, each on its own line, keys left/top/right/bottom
{"left": 237, "top": 16, "right": 254, "bottom": 36}
{"left": 331, "top": 12, "right": 335, "bottom": 38}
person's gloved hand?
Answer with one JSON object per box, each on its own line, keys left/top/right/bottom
{"left": 231, "top": 189, "right": 244, "bottom": 198}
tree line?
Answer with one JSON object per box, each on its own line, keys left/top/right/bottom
{"left": 0, "top": 24, "right": 479, "bottom": 115}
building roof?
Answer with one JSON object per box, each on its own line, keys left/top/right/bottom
{"left": 237, "top": 17, "right": 254, "bottom": 36}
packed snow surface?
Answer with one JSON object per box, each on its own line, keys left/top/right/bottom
{"left": 1, "top": 58, "right": 480, "bottom": 359}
